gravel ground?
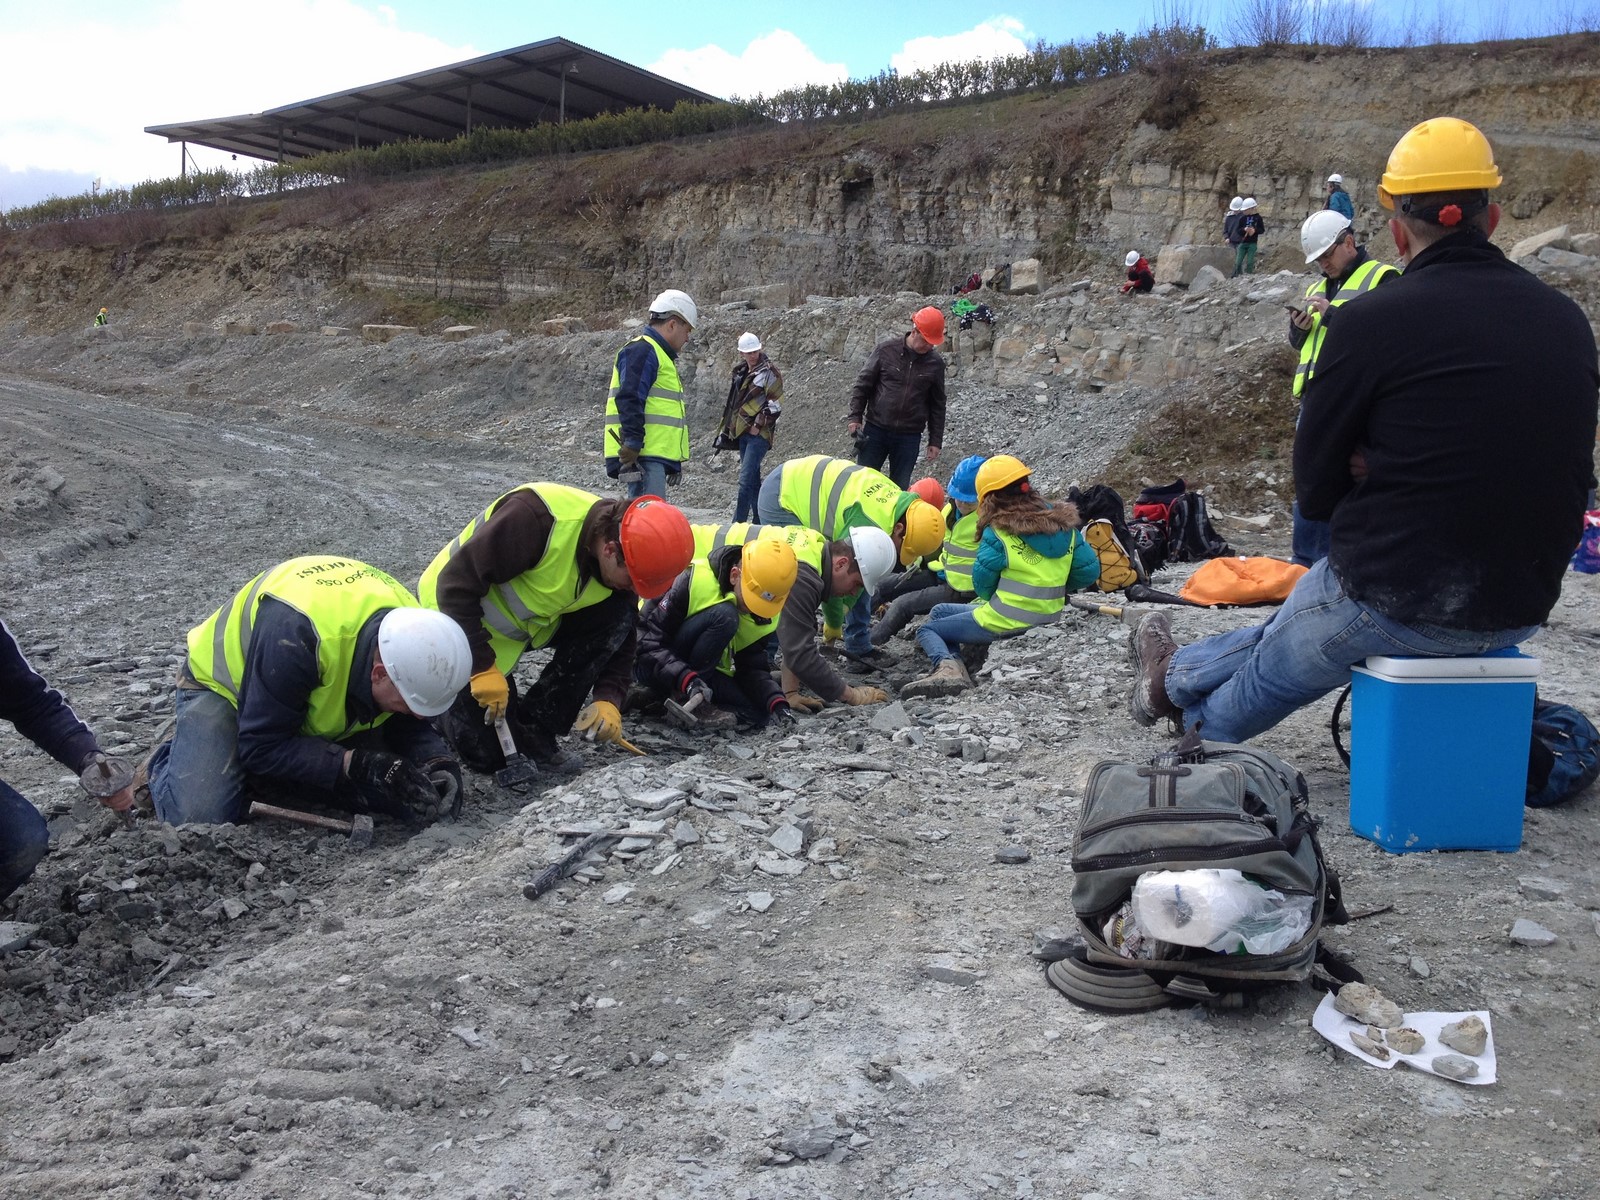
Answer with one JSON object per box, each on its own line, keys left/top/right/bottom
{"left": 1, "top": 328, "right": 1599, "bottom": 1199}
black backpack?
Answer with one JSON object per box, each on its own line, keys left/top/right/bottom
{"left": 1124, "top": 518, "right": 1168, "bottom": 575}
{"left": 1052, "top": 733, "right": 1350, "bottom": 1012}
{"left": 1165, "top": 491, "right": 1233, "bottom": 562}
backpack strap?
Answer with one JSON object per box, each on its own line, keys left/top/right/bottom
{"left": 1331, "top": 684, "right": 1352, "bottom": 768}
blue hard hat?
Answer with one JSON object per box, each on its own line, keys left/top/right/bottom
{"left": 947, "top": 454, "right": 987, "bottom": 504}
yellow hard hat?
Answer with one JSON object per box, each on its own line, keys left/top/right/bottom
{"left": 899, "top": 498, "right": 944, "bottom": 565}
{"left": 739, "top": 537, "right": 797, "bottom": 619}
{"left": 975, "top": 454, "right": 1031, "bottom": 499}
{"left": 99, "top": 307, "right": 108, "bottom": 314}
{"left": 1378, "top": 117, "right": 1501, "bottom": 211}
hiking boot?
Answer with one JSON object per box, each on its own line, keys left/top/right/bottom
{"left": 1128, "top": 612, "right": 1180, "bottom": 727}
{"left": 519, "top": 725, "right": 582, "bottom": 776}
{"left": 899, "top": 657, "right": 973, "bottom": 700}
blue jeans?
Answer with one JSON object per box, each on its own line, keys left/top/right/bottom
{"left": 756, "top": 469, "right": 793, "bottom": 527}
{"left": 734, "top": 435, "right": 769, "bottom": 523}
{"left": 623, "top": 458, "right": 671, "bottom": 501}
{"left": 1166, "top": 559, "right": 1538, "bottom": 744}
{"left": 1290, "top": 501, "right": 1330, "bottom": 569}
{"left": 915, "top": 602, "right": 1006, "bottom": 663}
{"left": 855, "top": 423, "right": 922, "bottom": 489}
{"left": 149, "top": 685, "right": 248, "bottom": 825}
{"left": 0, "top": 777, "right": 50, "bottom": 904}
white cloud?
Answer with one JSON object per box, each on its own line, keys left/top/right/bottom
{"left": 648, "top": 30, "right": 848, "bottom": 101}
{"left": 890, "top": 16, "right": 1032, "bottom": 75}
{"left": 0, "top": 0, "right": 477, "bottom": 206}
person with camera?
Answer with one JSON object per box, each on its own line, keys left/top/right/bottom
{"left": 716, "top": 331, "right": 784, "bottom": 522}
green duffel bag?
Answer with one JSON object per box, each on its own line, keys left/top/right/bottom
{"left": 1067, "top": 733, "right": 1349, "bottom": 1003}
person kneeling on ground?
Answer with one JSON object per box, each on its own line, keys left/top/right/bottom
{"left": 635, "top": 538, "right": 799, "bottom": 729}
{"left": 871, "top": 462, "right": 985, "bottom": 646}
{"left": 1121, "top": 250, "right": 1155, "bottom": 294}
{"left": 902, "top": 456, "right": 1099, "bottom": 698}
{"left": 146, "top": 557, "right": 472, "bottom": 826}
{"left": 772, "top": 526, "right": 898, "bottom": 712}
{"left": 3, "top": 617, "right": 135, "bottom": 903}
{"left": 421, "top": 485, "right": 694, "bottom": 776}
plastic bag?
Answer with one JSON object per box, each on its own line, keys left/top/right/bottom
{"left": 1131, "top": 869, "right": 1314, "bottom": 956}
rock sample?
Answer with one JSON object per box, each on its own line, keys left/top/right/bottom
{"left": 1333, "top": 982, "right": 1404, "bottom": 1030}
{"left": 1438, "top": 1015, "right": 1487, "bottom": 1057}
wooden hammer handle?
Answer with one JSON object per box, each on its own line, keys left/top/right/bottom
{"left": 248, "top": 801, "right": 354, "bottom": 834}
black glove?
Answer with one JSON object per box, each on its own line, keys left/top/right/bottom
{"left": 769, "top": 700, "right": 799, "bottom": 727}
{"left": 423, "top": 756, "right": 465, "bottom": 819}
{"left": 347, "top": 750, "right": 437, "bottom": 819}
{"left": 683, "top": 675, "right": 714, "bottom": 706}
{"left": 666, "top": 470, "right": 682, "bottom": 488}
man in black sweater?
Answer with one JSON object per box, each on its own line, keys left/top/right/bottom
{"left": 1130, "top": 118, "right": 1599, "bottom": 742}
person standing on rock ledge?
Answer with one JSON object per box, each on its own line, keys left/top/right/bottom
{"left": 604, "top": 289, "right": 697, "bottom": 501}
{"left": 1286, "top": 210, "right": 1399, "bottom": 567}
{"left": 2, "top": 618, "right": 135, "bottom": 903}
{"left": 1130, "top": 117, "right": 1599, "bottom": 744}
{"left": 1232, "top": 198, "right": 1266, "bottom": 276}
{"left": 1325, "top": 173, "right": 1355, "bottom": 221}
{"left": 847, "top": 306, "right": 947, "bottom": 489}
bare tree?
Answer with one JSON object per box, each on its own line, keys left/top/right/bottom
{"left": 1226, "top": 0, "right": 1306, "bottom": 45}
{"left": 1322, "top": 1, "right": 1380, "bottom": 47}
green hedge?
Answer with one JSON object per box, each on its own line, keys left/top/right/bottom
{"left": 3, "top": 22, "right": 1210, "bottom": 230}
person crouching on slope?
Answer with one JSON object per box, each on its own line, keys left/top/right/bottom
{"left": 634, "top": 537, "right": 799, "bottom": 729}
{"left": 900, "top": 455, "right": 1099, "bottom": 698}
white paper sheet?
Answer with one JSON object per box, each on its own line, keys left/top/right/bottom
{"left": 1312, "top": 992, "right": 1498, "bottom": 1085}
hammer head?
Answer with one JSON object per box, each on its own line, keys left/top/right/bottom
{"left": 349, "top": 814, "right": 374, "bottom": 849}
{"left": 662, "top": 697, "right": 699, "bottom": 730}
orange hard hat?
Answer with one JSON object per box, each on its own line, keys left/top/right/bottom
{"left": 619, "top": 496, "right": 694, "bottom": 599}
{"left": 910, "top": 476, "right": 946, "bottom": 510}
{"left": 912, "top": 306, "right": 946, "bottom": 346}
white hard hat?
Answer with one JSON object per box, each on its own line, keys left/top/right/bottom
{"left": 1242, "top": 197, "right": 1258, "bottom": 210}
{"left": 1327, "top": 173, "right": 1343, "bottom": 184}
{"left": 649, "top": 289, "right": 698, "bottom": 329}
{"left": 378, "top": 608, "right": 472, "bottom": 718}
{"left": 737, "top": 331, "right": 761, "bottom": 352}
{"left": 1300, "top": 210, "right": 1352, "bottom": 263}
{"left": 848, "top": 526, "right": 896, "bottom": 595}
{"left": 1124, "top": 251, "right": 1141, "bottom": 267}
{"left": 1229, "top": 196, "right": 1244, "bottom": 211}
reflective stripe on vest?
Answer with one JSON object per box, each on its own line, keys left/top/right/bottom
{"left": 778, "top": 454, "right": 899, "bottom": 538}
{"left": 940, "top": 507, "right": 982, "bottom": 593}
{"left": 417, "top": 483, "right": 612, "bottom": 674}
{"left": 605, "top": 334, "right": 689, "bottom": 462}
{"left": 186, "top": 556, "right": 415, "bottom": 739}
{"left": 972, "top": 530, "right": 1073, "bottom": 633}
{"left": 685, "top": 559, "right": 774, "bottom": 675}
{"left": 691, "top": 522, "right": 762, "bottom": 560}
{"left": 1292, "top": 259, "right": 1398, "bottom": 397}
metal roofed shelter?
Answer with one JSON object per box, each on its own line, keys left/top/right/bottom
{"left": 145, "top": 37, "right": 722, "bottom": 166}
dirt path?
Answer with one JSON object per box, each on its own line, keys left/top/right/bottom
{"left": 2, "top": 375, "right": 1599, "bottom": 1199}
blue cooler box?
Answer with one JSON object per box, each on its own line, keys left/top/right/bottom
{"left": 1349, "top": 651, "right": 1539, "bottom": 853}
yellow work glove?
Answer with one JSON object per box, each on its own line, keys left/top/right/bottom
{"left": 822, "top": 623, "right": 843, "bottom": 644}
{"left": 779, "top": 666, "right": 826, "bottom": 713}
{"left": 469, "top": 668, "right": 509, "bottom": 721}
{"left": 842, "top": 685, "right": 889, "bottom": 706}
{"left": 575, "top": 700, "right": 623, "bottom": 744}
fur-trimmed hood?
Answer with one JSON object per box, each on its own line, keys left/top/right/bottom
{"left": 981, "top": 497, "right": 1080, "bottom": 536}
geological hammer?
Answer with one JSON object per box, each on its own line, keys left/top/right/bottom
{"left": 248, "top": 801, "right": 374, "bottom": 849}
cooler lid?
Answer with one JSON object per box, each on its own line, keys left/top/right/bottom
{"left": 1355, "top": 652, "right": 1541, "bottom": 683}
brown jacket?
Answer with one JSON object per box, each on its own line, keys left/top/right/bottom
{"left": 847, "top": 334, "right": 947, "bottom": 446}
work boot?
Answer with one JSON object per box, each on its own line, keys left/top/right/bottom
{"left": 899, "top": 657, "right": 973, "bottom": 700}
{"left": 517, "top": 723, "right": 582, "bottom": 776}
{"left": 695, "top": 705, "right": 739, "bottom": 732}
{"left": 1128, "top": 612, "right": 1180, "bottom": 727}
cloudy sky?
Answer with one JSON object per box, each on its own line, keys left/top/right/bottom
{"left": 0, "top": 0, "right": 1586, "bottom": 209}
